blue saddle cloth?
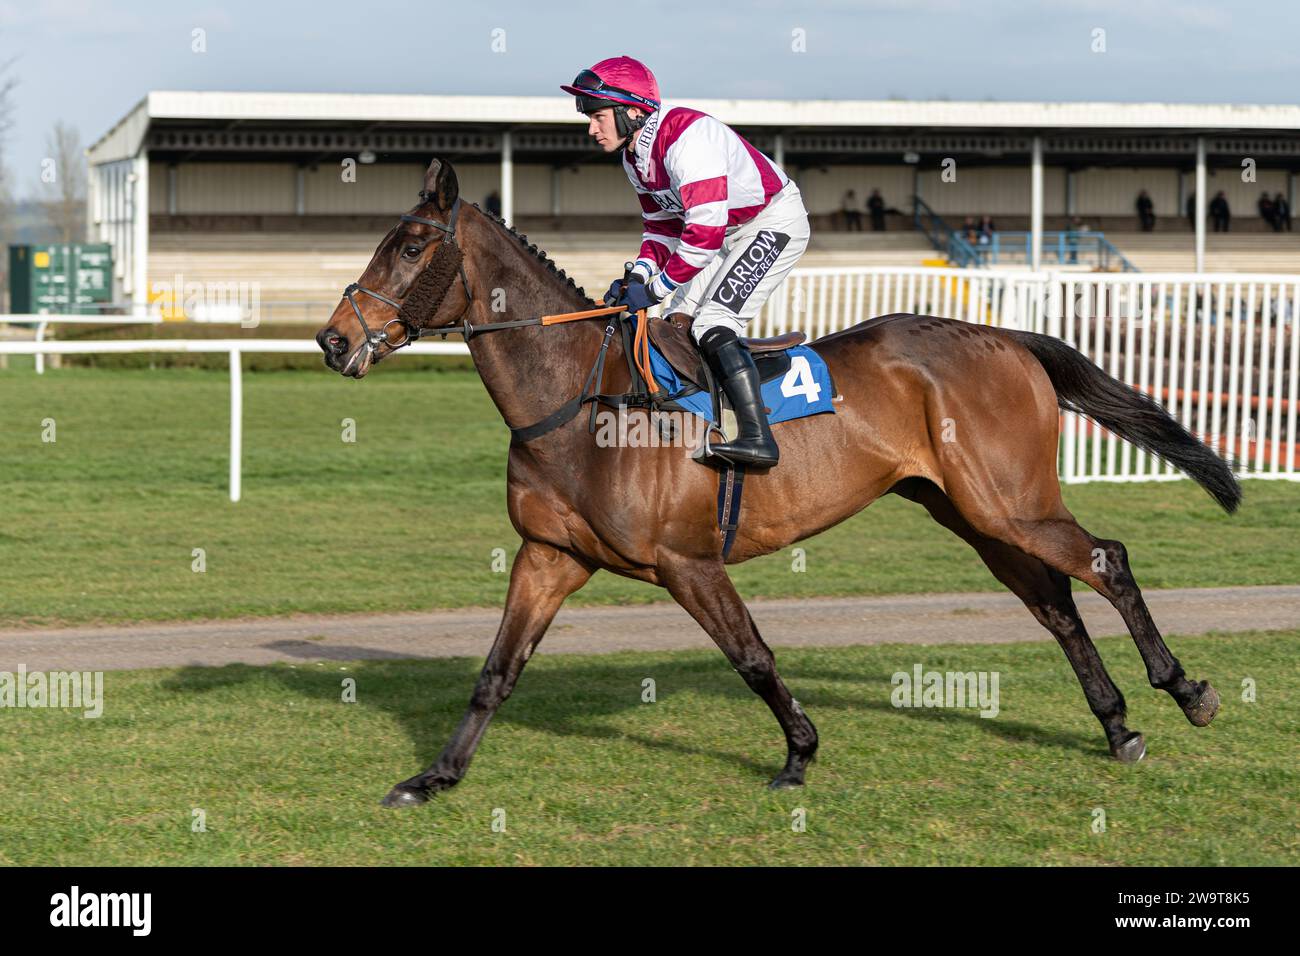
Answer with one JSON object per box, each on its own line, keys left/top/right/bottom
{"left": 645, "top": 338, "right": 836, "bottom": 426}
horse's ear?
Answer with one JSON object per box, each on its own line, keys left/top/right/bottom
{"left": 423, "top": 158, "right": 459, "bottom": 211}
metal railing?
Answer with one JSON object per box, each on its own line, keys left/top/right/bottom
{"left": 910, "top": 197, "right": 1139, "bottom": 272}
{"left": 912, "top": 196, "right": 981, "bottom": 268}
{"left": 983, "top": 231, "right": 1138, "bottom": 272}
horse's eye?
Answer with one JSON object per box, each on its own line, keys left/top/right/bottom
{"left": 402, "top": 244, "right": 421, "bottom": 259}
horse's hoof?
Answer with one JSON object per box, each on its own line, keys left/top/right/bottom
{"left": 1110, "top": 733, "right": 1147, "bottom": 764}
{"left": 380, "top": 784, "right": 430, "bottom": 808}
{"left": 1183, "top": 681, "right": 1220, "bottom": 727}
{"left": 768, "top": 774, "right": 805, "bottom": 790}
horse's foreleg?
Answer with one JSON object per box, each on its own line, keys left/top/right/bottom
{"left": 381, "top": 540, "right": 593, "bottom": 807}
{"left": 660, "top": 557, "right": 818, "bottom": 789}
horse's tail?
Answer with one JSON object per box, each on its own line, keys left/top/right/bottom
{"left": 1006, "top": 329, "right": 1242, "bottom": 514}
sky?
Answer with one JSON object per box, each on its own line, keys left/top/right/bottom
{"left": 1, "top": 0, "right": 1297, "bottom": 198}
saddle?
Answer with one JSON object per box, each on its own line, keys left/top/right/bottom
{"left": 648, "top": 312, "right": 807, "bottom": 391}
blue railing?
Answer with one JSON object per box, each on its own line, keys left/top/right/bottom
{"left": 982, "top": 232, "right": 1138, "bottom": 272}
{"left": 912, "top": 196, "right": 980, "bottom": 268}
{"left": 910, "top": 197, "right": 1139, "bottom": 272}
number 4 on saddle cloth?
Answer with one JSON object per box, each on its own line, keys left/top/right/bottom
{"left": 640, "top": 313, "right": 838, "bottom": 440}
{"left": 636, "top": 313, "right": 838, "bottom": 559}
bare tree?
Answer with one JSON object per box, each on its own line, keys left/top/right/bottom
{"left": 41, "top": 120, "right": 86, "bottom": 243}
{"left": 0, "top": 56, "right": 18, "bottom": 311}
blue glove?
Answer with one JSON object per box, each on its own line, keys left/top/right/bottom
{"left": 602, "top": 277, "right": 627, "bottom": 308}
{"left": 621, "top": 274, "right": 663, "bottom": 313}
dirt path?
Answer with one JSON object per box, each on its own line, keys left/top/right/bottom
{"left": 0, "top": 585, "right": 1294, "bottom": 672}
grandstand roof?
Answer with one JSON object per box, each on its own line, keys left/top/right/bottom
{"left": 89, "top": 91, "right": 1300, "bottom": 165}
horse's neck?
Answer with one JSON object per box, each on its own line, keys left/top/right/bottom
{"left": 462, "top": 217, "right": 611, "bottom": 432}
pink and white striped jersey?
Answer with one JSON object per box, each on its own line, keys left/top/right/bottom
{"left": 622, "top": 103, "right": 790, "bottom": 292}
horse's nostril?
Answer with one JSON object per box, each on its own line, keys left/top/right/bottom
{"left": 317, "top": 328, "right": 347, "bottom": 354}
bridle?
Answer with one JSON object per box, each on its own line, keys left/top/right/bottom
{"left": 339, "top": 191, "right": 472, "bottom": 361}
{"left": 335, "top": 191, "right": 665, "bottom": 444}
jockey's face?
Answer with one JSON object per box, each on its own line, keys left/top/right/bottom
{"left": 586, "top": 106, "right": 645, "bottom": 153}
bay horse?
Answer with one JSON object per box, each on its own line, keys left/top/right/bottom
{"left": 316, "top": 159, "right": 1239, "bottom": 807}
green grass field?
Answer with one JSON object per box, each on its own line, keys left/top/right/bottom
{"left": 1, "top": 630, "right": 1293, "bottom": 866}
{"left": 1, "top": 365, "right": 1297, "bottom": 627}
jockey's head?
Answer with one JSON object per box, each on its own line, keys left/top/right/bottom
{"left": 561, "top": 56, "right": 660, "bottom": 153}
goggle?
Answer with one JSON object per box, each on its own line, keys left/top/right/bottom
{"left": 569, "top": 69, "right": 658, "bottom": 113}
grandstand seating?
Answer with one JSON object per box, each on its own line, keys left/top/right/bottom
{"left": 145, "top": 227, "right": 1300, "bottom": 324}
{"left": 1104, "top": 232, "right": 1300, "bottom": 274}
{"left": 148, "top": 230, "right": 937, "bottom": 320}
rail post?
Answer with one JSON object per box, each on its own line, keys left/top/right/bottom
{"left": 230, "top": 348, "right": 242, "bottom": 503}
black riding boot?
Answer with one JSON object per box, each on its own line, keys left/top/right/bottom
{"left": 698, "top": 327, "right": 779, "bottom": 467}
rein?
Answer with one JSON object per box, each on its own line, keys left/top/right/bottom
{"left": 340, "top": 193, "right": 663, "bottom": 443}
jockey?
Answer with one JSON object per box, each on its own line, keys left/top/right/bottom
{"left": 561, "top": 56, "right": 811, "bottom": 468}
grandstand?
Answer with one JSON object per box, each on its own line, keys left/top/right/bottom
{"left": 85, "top": 92, "right": 1300, "bottom": 319}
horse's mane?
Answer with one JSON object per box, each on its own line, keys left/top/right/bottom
{"left": 472, "top": 203, "right": 596, "bottom": 306}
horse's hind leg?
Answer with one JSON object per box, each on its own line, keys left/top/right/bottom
{"left": 896, "top": 479, "right": 1145, "bottom": 761}
{"left": 941, "top": 479, "right": 1219, "bottom": 732}
{"left": 1042, "top": 529, "right": 1218, "bottom": 726}
{"left": 381, "top": 540, "right": 594, "bottom": 808}
{"left": 660, "top": 556, "right": 818, "bottom": 788}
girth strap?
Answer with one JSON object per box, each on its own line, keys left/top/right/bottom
{"left": 717, "top": 463, "right": 747, "bottom": 559}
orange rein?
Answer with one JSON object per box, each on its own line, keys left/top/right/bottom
{"left": 539, "top": 305, "right": 660, "bottom": 397}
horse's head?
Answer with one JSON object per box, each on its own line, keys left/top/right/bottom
{"left": 316, "top": 157, "right": 469, "bottom": 378}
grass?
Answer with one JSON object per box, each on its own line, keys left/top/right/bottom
{"left": 1, "top": 365, "right": 1297, "bottom": 627}
{"left": 0, "top": 630, "right": 1294, "bottom": 866}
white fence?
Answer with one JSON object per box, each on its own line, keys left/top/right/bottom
{"left": 0, "top": 339, "right": 464, "bottom": 502}
{"left": 2, "top": 267, "right": 1298, "bottom": 498}
{"left": 753, "top": 267, "right": 1300, "bottom": 483}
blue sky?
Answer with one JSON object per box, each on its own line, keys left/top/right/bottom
{"left": 1, "top": 0, "right": 1296, "bottom": 197}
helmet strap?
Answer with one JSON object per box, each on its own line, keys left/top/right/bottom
{"left": 613, "top": 104, "right": 648, "bottom": 147}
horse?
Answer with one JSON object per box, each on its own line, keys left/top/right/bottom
{"left": 316, "top": 159, "right": 1240, "bottom": 808}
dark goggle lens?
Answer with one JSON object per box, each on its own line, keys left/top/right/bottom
{"left": 572, "top": 69, "right": 605, "bottom": 92}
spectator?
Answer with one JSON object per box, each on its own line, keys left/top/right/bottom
{"left": 961, "top": 216, "right": 979, "bottom": 245}
{"left": 867, "top": 189, "right": 886, "bottom": 231}
{"left": 841, "top": 190, "right": 862, "bottom": 231}
{"left": 1258, "top": 191, "right": 1277, "bottom": 231}
{"left": 1136, "top": 189, "right": 1156, "bottom": 231}
{"left": 978, "top": 215, "right": 996, "bottom": 246}
{"left": 1067, "top": 216, "right": 1090, "bottom": 263}
{"left": 1210, "top": 191, "right": 1230, "bottom": 232}
{"left": 484, "top": 189, "right": 502, "bottom": 219}
{"left": 1275, "top": 192, "right": 1292, "bottom": 232}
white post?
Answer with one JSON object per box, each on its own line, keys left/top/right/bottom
{"left": 773, "top": 133, "right": 784, "bottom": 170}
{"left": 1030, "top": 136, "right": 1044, "bottom": 272}
{"left": 1195, "top": 137, "right": 1206, "bottom": 274}
{"left": 551, "top": 166, "right": 562, "bottom": 217}
{"left": 168, "top": 164, "right": 179, "bottom": 216}
{"left": 229, "top": 349, "right": 242, "bottom": 503}
{"left": 500, "top": 130, "right": 513, "bottom": 227}
{"left": 131, "top": 152, "right": 150, "bottom": 317}
{"left": 34, "top": 321, "right": 48, "bottom": 375}
{"left": 294, "top": 165, "right": 305, "bottom": 216}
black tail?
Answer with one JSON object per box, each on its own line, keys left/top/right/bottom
{"left": 1008, "top": 329, "right": 1242, "bottom": 513}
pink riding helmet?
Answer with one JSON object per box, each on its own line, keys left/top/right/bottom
{"left": 560, "top": 55, "right": 661, "bottom": 113}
